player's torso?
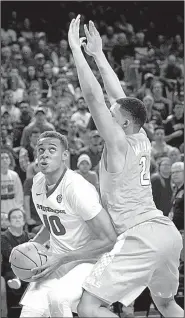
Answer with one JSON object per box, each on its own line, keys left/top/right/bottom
{"left": 99, "top": 133, "right": 162, "bottom": 234}
{"left": 32, "top": 170, "right": 93, "bottom": 254}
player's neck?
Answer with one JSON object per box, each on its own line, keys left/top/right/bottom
{"left": 45, "top": 166, "right": 66, "bottom": 186}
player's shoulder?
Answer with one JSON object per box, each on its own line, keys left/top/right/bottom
{"left": 33, "top": 172, "right": 45, "bottom": 186}
{"left": 65, "top": 169, "right": 89, "bottom": 186}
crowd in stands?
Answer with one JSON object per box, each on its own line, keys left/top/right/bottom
{"left": 1, "top": 2, "right": 184, "bottom": 317}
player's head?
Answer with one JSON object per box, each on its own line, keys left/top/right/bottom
{"left": 37, "top": 131, "right": 69, "bottom": 175}
{"left": 8, "top": 208, "right": 25, "bottom": 228}
{"left": 110, "top": 97, "right": 147, "bottom": 133}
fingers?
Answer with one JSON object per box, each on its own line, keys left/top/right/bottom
{"left": 31, "top": 268, "right": 51, "bottom": 281}
{"left": 89, "top": 20, "right": 99, "bottom": 35}
{"left": 84, "top": 24, "right": 91, "bottom": 41}
{"left": 31, "top": 264, "right": 48, "bottom": 274}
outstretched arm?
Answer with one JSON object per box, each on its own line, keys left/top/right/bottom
{"left": 82, "top": 21, "right": 126, "bottom": 105}
{"left": 68, "top": 15, "right": 125, "bottom": 146}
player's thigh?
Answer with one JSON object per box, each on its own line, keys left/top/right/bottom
{"left": 83, "top": 227, "right": 158, "bottom": 307}
{"left": 48, "top": 263, "right": 94, "bottom": 307}
{"left": 148, "top": 224, "right": 183, "bottom": 299}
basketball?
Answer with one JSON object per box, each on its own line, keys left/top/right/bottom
{"left": 9, "top": 242, "right": 48, "bottom": 282}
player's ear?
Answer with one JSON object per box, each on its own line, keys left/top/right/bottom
{"left": 122, "top": 119, "right": 130, "bottom": 128}
{"left": 62, "top": 150, "right": 69, "bottom": 161}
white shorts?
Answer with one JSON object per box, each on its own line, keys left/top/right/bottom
{"left": 20, "top": 263, "right": 93, "bottom": 316}
{"left": 83, "top": 217, "right": 183, "bottom": 307}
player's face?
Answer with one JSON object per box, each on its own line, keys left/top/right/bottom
{"left": 37, "top": 138, "right": 65, "bottom": 175}
{"left": 10, "top": 210, "right": 25, "bottom": 228}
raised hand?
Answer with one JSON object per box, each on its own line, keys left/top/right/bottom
{"left": 68, "top": 14, "right": 85, "bottom": 51}
{"left": 82, "top": 21, "right": 103, "bottom": 57}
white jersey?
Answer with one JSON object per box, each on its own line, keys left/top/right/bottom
{"left": 32, "top": 167, "right": 102, "bottom": 254}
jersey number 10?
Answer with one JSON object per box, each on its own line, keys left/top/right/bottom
{"left": 139, "top": 156, "right": 150, "bottom": 186}
{"left": 43, "top": 214, "right": 66, "bottom": 236}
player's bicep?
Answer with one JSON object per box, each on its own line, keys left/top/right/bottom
{"left": 87, "top": 95, "right": 118, "bottom": 146}
{"left": 86, "top": 208, "right": 117, "bottom": 243}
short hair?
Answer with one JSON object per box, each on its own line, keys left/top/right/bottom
{"left": 38, "top": 131, "right": 68, "bottom": 150}
{"left": 8, "top": 208, "right": 25, "bottom": 221}
{"left": 116, "top": 97, "right": 147, "bottom": 128}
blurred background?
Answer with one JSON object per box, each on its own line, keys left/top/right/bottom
{"left": 1, "top": 1, "right": 184, "bottom": 317}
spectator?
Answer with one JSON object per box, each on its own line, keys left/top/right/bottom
{"left": 136, "top": 73, "right": 154, "bottom": 101}
{"left": 101, "top": 26, "right": 118, "bottom": 57}
{"left": 161, "top": 54, "right": 183, "bottom": 81}
{"left": 165, "top": 102, "right": 184, "bottom": 149}
{"left": 71, "top": 97, "right": 91, "bottom": 129}
{"left": 25, "top": 65, "right": 39, "bottom": 89}
{"left": 34, "top": 53, "right": 45, "bottom": 78}
{"left": 20, "top": 18, "right": 33, "bottom": 41}
{"left": 76, "top": 154, "right": 99, "bottom": 191}
{"left": 151, "top": 157, "right": 172, "bottom": 217}
{"left": 1, "top": 150, "right": 24, "bottom": 224}
{"left": 13, "top": 101, "right": 32, "bottom": 148}
{"left": 1, "top": 208, "right": 30, "bottom": 315}
{"left": 41, "top": 62, "right": 56, "bottom": 99}
{"left": 24, "top": 160, "right": 41, "bottom": 225}
{"left": 1, "top": 90, "right": 21, "bottom": 123}
{"left": 79, "top": 130, "right": 103, "bottom": 173}
{"left": 20, "top": 107, "right": 55, "bottom": 148}
{"left": 67, "top": 120, "right": 84, "bottom": 170}
{"left": 168, "top": 147, "right": 182, "bottom": 165}
{"left": 151, "top": 126, "right": 174, "bottom": 162}
{"left": 112, "top": 33, "right": 135, "bottom": 67}
{"left": 19, "top": 127, "right": 40, "bottom": 174}
{"left": 28, "top": 87, "right": 42, "bottom": 113}
{"left": 171, "top": 34, "right": 184, "bottom": 58}
{"left": 143, "top": 95, "right": 163, "bottom": 141}
{"left": 151, "top": 81, "right": 172, "bottom": 120}
{"left": 171, "top": 162, "right": 184, "bottom": 231}
{"left": 7, "top": 74, "right": 25, "bottom": 104}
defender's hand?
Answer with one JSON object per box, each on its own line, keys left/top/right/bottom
{"left": 82, "top": 21, "right": 103, "bottom": 57}
{"left": 68, "top": 15, "right": 85, "bottom": 51}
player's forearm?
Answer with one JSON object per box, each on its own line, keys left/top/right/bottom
{"left": 31, "top": 226, "right": 50, "bottom": 244}
{"left": 94, "top": 51, "right": 126, "bottom": 104}
{"left": 72, "top": 48, "right": 105, "bottom": 113}
{"left": 61, "top": 237, "right": 115, "bottom": 265}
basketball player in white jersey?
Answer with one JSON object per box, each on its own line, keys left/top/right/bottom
{"left": 18, "top": 131, "right": 117, "bottom": 317}
{"left": 68, "top": 16, "right": 183, "bottom": 317}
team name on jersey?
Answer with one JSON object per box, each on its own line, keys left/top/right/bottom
{"left": 36, "top": 204, "right": 66, "bottom": 214}
{"left": 132, "top": 141, "right": 150, "bottom": 156}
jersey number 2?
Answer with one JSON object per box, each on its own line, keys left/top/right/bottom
{"left": 43, "top": 214, "right": 66, "bottom": 236}
{"left": 139, "top": 156, "right": 150, "bottom": 186}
